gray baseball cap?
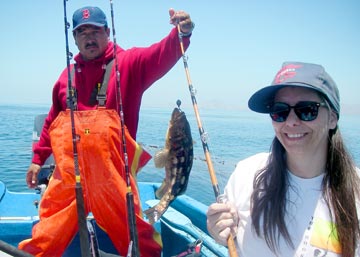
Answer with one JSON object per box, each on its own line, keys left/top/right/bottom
{"left": 248, "top": 62, "right": 340, "bottom": 117}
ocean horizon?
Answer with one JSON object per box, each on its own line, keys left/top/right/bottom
{"left": 0, "top": 104, "right": 359, "bottom": 205}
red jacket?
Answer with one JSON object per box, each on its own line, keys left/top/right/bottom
{"left": 33, "top": 28, "right": 190, "bottom": 165}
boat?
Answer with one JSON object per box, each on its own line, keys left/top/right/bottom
{"left": 0, "top": 180, "right": 228, "bottom": 257}
{"left": 0, "top": 114, "right": 228, "bottom": 257}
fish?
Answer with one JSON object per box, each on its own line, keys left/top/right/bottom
{"left": 144, "top": 100, "right": 193, "bottom": 224}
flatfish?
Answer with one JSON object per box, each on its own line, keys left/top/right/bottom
{"left": 144, "top": 100, "right": 193, "bottom": 224}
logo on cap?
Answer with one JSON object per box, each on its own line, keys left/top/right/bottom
{"left": 82, "top": 9, "right": 90, "bottom": 19}
{"left": 274, "top": 64, "right": 302, "bottom": 84}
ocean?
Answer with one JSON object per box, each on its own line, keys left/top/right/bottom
{"left": 0, "top": 104, "right": 359, "bottom": 206}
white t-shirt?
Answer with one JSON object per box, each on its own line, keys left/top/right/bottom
{"left": 224, "top": 152, "right": 359, "bottom": 257}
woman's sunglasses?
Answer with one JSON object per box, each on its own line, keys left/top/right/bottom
{"left": 269, "top": 101, "right": 327, "bottom": 122}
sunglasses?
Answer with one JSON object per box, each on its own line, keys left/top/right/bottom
{"left": 269, "top": 101, "right": 327, "bottom": 122}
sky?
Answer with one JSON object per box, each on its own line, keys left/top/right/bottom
{"left": 1, "top": 1, "right": 359, "bottom": 114}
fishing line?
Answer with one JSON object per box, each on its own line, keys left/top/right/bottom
{"left": 109, "top": 1, "right": 140, "bottom": 256}
{"left": 191, "top": 111, "right": 229, "bottom": 189}
{"left": 63, "top": 1, "right": 90, "bottom": 256}
{"left": 176, "top": 24, "right": 238, "bottom": 257}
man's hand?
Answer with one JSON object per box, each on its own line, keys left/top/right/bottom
{"left": 26, "top": 163, "right": 41, "bottom": 188}
{"left": 169, "top": 8, "right": 194, "bottom": 35}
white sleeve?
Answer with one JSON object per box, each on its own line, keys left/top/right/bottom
{"left": 224, "top": 152, "right": 270, "bottom": 212}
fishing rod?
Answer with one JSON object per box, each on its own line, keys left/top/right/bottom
{"left": 0, "top": 240, "right": 34, "bottom": 257}
{"left": 109, "top": 1, "right": 140, "bottom": 256}
{"left": 63, "top": 1, "right": 90, "bottom": 256}
{"left": 176, "top": 25, "right": 238, "bottom": 257}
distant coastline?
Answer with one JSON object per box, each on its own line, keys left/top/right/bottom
{"left": 1, "top": 102, "right": 360, "bottom": 115}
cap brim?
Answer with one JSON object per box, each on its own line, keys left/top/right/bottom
{"left": 72, "top": 22, "right": 105, "bottom": 31}
{"left": 248, "top": 83, "right": 317, "bottom": 113}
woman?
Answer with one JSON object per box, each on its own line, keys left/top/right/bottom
{"left": 207, "top": 62, "right": 360, "bottom": 257}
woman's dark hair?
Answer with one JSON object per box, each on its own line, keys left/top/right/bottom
{"left": 251, "top": 122, "right": 360, "bottom": 256}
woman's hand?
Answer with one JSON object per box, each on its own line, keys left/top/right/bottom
{"left": 206, "top": 201, "right": 238, "bottom": 246}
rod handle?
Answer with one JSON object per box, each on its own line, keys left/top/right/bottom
{"left": 227, "top": 234, "right": 238, "bottom": 257}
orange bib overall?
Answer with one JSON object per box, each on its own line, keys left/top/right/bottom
{"left": 19, "top": 109, "right": 162, "bottom": 256}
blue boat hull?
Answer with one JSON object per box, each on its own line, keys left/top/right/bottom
{"left": 0, "top": 180, "right": 227, "bottom": 257}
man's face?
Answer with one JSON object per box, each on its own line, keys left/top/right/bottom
{"left": 73, "top": 25, "right": 110, "bottom": 61}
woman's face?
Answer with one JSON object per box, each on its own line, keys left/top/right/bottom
{"left": 271, "top": 87, "right": 338, "bottom": 158}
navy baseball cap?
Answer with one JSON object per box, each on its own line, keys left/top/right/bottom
{"left": 248, "top": 61, "right": 340, "bottom": 117}
{"left": 72, "top": 6, "right": 108, "bottom": 31}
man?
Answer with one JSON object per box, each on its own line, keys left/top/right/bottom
{"left": 19, "top": 6, "right": 194, "bottom": 257}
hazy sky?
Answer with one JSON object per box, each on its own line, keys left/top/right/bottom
{"left": 1, "top": 1, "right": 359, "bottom": 114}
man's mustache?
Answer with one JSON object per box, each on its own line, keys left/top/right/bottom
{"left": 85, "top": 42, "right": 98, "bottom": 48}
